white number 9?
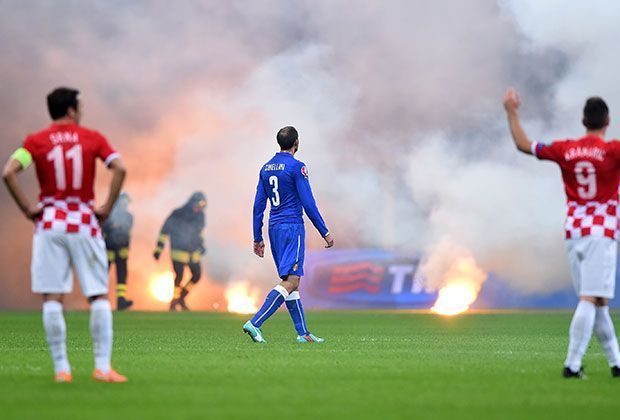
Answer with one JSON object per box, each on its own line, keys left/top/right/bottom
{"left": 575, "top": 161, "right": 596, "bottom": 200}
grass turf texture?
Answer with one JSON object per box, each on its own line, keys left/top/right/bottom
{"left": 1, "top": 311, "right": 619, "bottom": 419}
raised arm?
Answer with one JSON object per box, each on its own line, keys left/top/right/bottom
{"left": 2, "top": 148, "right": 42, "bottom": 220}
{"left": 503, "top": 88, "right": 534, "bottom": 155}
{"left": 252, "top": 176, "right": 268, "bottom": 257}
{"left": 294, "top": 166, "right": 334, "bottom": 248}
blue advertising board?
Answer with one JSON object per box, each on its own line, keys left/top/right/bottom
{"left": 300, "top": 249, "right": 437, "bottom": 309}
{"left": 300, "top": 249, "right": 620, "bottom": 309}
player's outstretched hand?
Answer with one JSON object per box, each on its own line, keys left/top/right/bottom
{"left": 503, "top": 88, "right": 520, "bottom": 114}
{"left": 253, "top": 241, "right": 265, "bottom": 258}
{"left": 25, "top": 203, "right": 43, "bottom": 221}
{"left": 324, "top": 233, "right": 334, "bottom": 248}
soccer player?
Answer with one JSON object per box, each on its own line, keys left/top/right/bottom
{"left": 503, "top": 88, "right": 620, "bottom": 378}
{"left": 153, "top": 191, "right": 207, "bottom": 311}
{"left": 244, "top": 126, "right": 334, "bottom": 343}
{"left": 2, "top": 87, "right": 128, "bottom": 383}
{"left": 102, "top": 192, "right": 134, "bottom": 311}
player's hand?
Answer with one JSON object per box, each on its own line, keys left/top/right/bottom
{"left": 324, "top": 233, "right": 334, "bottom": 248}
{"left": 95, "top": 205, "right": 112, "bottom": 221}
{"left": 503, "top": 88, "right": 521, "bottom": 114}
{"left": 253, "top": 241, "right": 265, "bottom": 258}
{"left": 25, "top": 203, "right": 43, "bottom": 221}
{"left": 153, "top": 250, "right": 161, "bottom": 260}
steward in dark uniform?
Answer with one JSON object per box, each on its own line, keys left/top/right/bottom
{"left": 102, "top": 192, "right": 134, "bottom": 311}
{"left": 154, "top": 191, "right": 206, "bottom": 311}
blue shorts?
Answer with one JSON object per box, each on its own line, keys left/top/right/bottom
{"left": 268, "top": 223, "right": 305, "bottom": 279}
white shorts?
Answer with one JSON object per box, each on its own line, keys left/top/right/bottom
{"left": 31, "top": 231, "right": 109, "bottom": 297}
{"left": 565, "top": 236, "right": 617, "bottom": 299}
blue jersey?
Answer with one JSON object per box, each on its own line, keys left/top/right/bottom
{"left": 253, "top": 152, "right": 329, "bottom": 242}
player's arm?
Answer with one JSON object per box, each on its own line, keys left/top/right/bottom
{"left": 2, "top": 147, "right": 42, "bottom": 220}
{"left": 503, "top": 88, "right": 534, "bottom": 155}
{"left": 95, "top": 157, "right": 127, "bottom": 220}
{"left": 294, "top": 166, "right": 334, "bottom": 248}
{"left": 252, "top": 176, "right": 268, "bottom": 257}
{"left": 94, "top": 133, "right": 126, "bottom": 220}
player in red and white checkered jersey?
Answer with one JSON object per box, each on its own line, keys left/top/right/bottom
{"left": 504, "top": 88, "right": 620, "bottom": 379}
{"left": 2, "top": 87, "right": 127, "bottom": 383}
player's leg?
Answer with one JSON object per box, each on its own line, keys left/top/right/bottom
{"left": 587, "top": 238, "right": 620, "bottom": 376}
{"left": 281, "top": 225, "right": 322, "bottom": 342}
{"left": 70, "top": 234, "right": 126, "bottom": 382}
{"left": 32, "top": 232, "right": 73, "bottom": 382}
{"left": 564, "top": 297, "right": 596, "bottom": 377}
{"left": 593, "top": 297, "right": 620, "bottom": 376}
{"left": 115, "top": 246, "right": 133, "bottom": 310}
{"left": 243, "top": 226, "right": 293, "bottom": 341}
{"left": 179, "top": 254, "right": 202, "bottom": 310}
{"left": 170, "top": 260, "right": 185, "bottom": 311}
{"left": 563, "top": 237, "right": 606, "bottom": 377}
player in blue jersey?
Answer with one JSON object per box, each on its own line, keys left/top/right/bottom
{"left": 243, "top": 126, "right": 334, "bottom": 343}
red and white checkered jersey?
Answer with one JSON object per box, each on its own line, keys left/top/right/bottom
{"left": 22, "top": 123, "right": 119, "bottom": 237}
{"left": 532, "top": 135, "right": 620, "bottom": 240}
{"left": 37, "top": 197, "right": 102, "bottom": 238}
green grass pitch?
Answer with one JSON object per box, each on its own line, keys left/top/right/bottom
{"left": 1, "top": 311, "right": 619, "bottom": 419}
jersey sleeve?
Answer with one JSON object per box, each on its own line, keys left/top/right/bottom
{"left": 531, "top": 140, "right": 565, "bottom": 162}
{"left": 155, "top": 215, "right": 172, "bottom": 252}
{"left": 252, "top": 173, "right": 268, "bottom": 242}
{"left": 95, "top": 132, "right": 120, "bottom": 167}
{"left": 608, "top": 140, "right": 620, "bottom": 163}
{"left": 294, "top": 162, "right": 329, "bottom": 237}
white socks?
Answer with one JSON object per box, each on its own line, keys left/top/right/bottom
{"left": 593, "top": 306, "right": 620, "bottom": 368}
{"left": 42, "top": 301, "right": 70, "bottom": 374}
{"left": 565, "top": 300, "right": 596, "bottom": 372}
{"left": 90, "top": 299, "right": 113, "bottom": 373}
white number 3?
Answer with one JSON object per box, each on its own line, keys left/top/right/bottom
{"left": 269, "top": 175, "right": 280, "bottom": 206}
{"left": 575, "top": 160, "right": 596, "bottom": 200}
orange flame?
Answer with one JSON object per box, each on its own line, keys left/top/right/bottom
{"left": 148, "top": 271, "right": 175, "bottom": 303}
{"left": 225, "top": 282, "right": 259, "bottom": 314}
{"left": 431, "top": 257, "right": 485, "bottom": 316}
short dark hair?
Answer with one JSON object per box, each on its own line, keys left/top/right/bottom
{"left": 582, "top": 97, "right": 609, "bottom": 130}
{"left": 276, "top": 126, "right": 298, "bottom": 150}
{"left": 47, "top": 87, "right": 79, "bottom": 120}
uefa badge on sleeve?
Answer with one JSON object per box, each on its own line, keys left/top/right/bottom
{"left": 301, "top": 165, "right": 309, "bottom": 179}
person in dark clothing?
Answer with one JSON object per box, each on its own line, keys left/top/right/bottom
{"left": 154, "top": 191, "right": 206, "bottom": 311}
{"left": 102, "top": 192, "right": 134, "bottom": 311}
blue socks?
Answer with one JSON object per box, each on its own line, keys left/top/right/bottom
{"left": 286, "top": 291, "right": 309, "bottom": 336}
{"left": 251, "top": 285, "right": 288, "bottom": 328}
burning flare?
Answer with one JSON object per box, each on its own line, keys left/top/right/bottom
{"left": 431, "top": 257, "right": 485, "bottom": 316}
{"left": 225, "top": 282, "right": 259, "bottom": 314}
{"left": 148, "top": 271, "right": 175, "bottom": 303}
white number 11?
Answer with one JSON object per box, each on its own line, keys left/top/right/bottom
{"left": 46, "top": 144, "right": 83, "bottom": 191}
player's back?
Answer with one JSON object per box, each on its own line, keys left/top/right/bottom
{"left": 533, "top": 134, "right": 620, "bottom": 239}
{"left": 24, "top": 123, "right": 118, "bottom": 236}
{"left": 258, "top": 152, "right": 304, "bottom": 226}
{"left": 535, "top": 135, "right": 620, "bottom": 204}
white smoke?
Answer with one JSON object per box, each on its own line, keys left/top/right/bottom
{"left": 1, "top": 1, "right": 618, "bottom": 309}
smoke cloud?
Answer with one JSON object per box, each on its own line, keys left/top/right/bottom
{"left": 0, "top": 0, "right": 618, "bottom": 308}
